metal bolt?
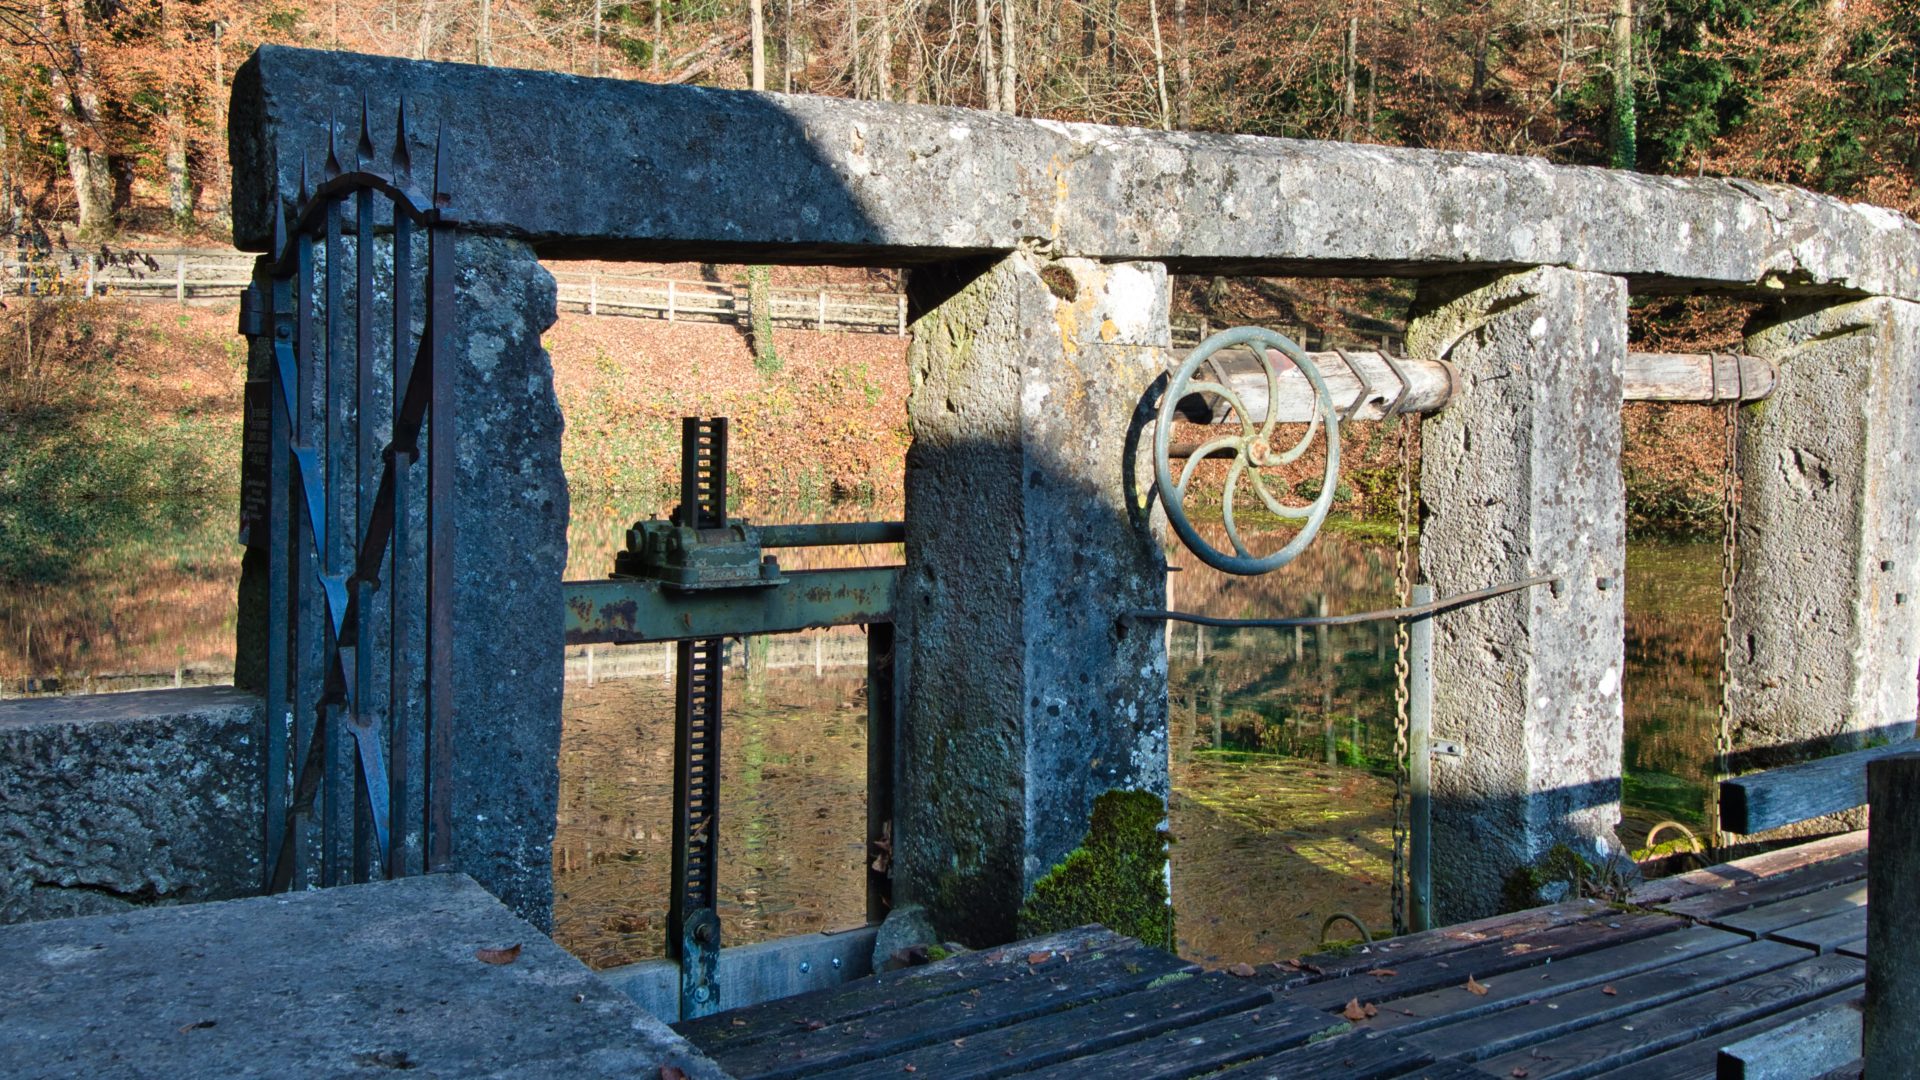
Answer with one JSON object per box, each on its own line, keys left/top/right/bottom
{"left": 1596, "top": 576, "right": 1615, "bottom": 591}
{"left": 799, "top": 960, "right": 811, "bottom": 974}
{"left": 694, "top": 984, "right": 711, "bottom": 1002}
{"left": 831, "top": 957, "right": 842, "bottom": 970}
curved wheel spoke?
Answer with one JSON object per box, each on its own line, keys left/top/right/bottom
{"left": 1222, "top": 454, "right": 1252, "bottom": 558}
{"left": 1256, "top": 346, "right": 1285, "bottom": 446}
{"left": 1250, "top": 465, "right": 1313, "bottom": 520}
{"left": 1188, "top": 380, "right": 1259, "bottom": 440}
{"left": 1177, "top": 434, "right": 1244, "bottom": 495}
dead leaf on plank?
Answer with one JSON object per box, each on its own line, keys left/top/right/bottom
{"left": 1343, "top": 998, "right": 1372, "bottom": 1022}
{"left": 1226, "top": 962, "right": 1257, "bottom": 978}
{"left": 1602, "top": 985, "right": 1618, "bottom": 996}
{"left": 475, "top": 944, "right": 523, "bottom": 965}
{"left": 1465, "top": 975, "right": 1489, "bottom": 996}
{"left": 1366, "top": 968, "right": 1398, "bottom": 978}
{"left": 1026, "top": 951, "right": 1054, "bottom": 965}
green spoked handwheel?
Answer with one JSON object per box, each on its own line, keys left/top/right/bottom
{"left": 1154, "top": 326, "right": 1341, "bottom": 575}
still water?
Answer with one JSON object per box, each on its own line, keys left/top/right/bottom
{"left": 1, "top": 496, "right": 1720, "bottom": 968}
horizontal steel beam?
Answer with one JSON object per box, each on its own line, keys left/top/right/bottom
{"left": 1174, "top": 349, "right": 1774, "bottom": 428}
{"left": 563, "top": 566, "right": 898, "bottom": 645}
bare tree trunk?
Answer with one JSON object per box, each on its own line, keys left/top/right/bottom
{"left": 905, "top": 17, "right": 924, "bottom": 102}
{"left": 1107, "top": 0, "right": 1119, "bottom": 71}
{"left": 975, "top": 0, "right": 997, "bottom": 108}
{"left": 877, "top": 5, "right": 893, "bottom": 101}
{"left": 1173, "top": 0, "right": 1192, "bottom": 127}
{"left": 162, "top": 0, "right": 192, "bottom": 228}
{"left": 48, "top": 0, "right": 115, "bottom": 237}
{"left": 593, "top": 0, "right": 603, "bottom": 76}
{"left": 1609, "top": 0, "right": 1636, "bottom": 168}
{"left": 783, "top": 0, "right": 795, "bottom": 91}
{"left": 998, "top": 0, "right": 1016, "bottom": 112}
{"left": 653, "top": 0, "right": 664, "bottom": 76}
{"left": 1147, "top": 0, "right": 1171, "bottom": 129}
{"left": 847, "top": 0, "right": 861, "bottom": 97}
{"left": 750, "top": 0, "right": 766, "bottom": 89}
{"left": 477, "top": 0, "right": 492, "bottom": 63}
{"left": 0, "top": 122, "right": 17, "bottom": 238}
{"left": 1341, "top": 15, "right": 1356, "bottom": 140}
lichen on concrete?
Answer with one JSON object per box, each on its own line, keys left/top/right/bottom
{"left": 1017, "top": 789, "right": 1174, "bottom": 951}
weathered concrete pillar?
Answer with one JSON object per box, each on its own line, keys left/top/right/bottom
{"left": 1407, "top": 266, "right": 1628, "bottom": 922}
{"left": 1733, "top": 297, "right": 1920, "bottom": 833}
{"left": 895, "top": 250, "right": 1171, "bottom": 946}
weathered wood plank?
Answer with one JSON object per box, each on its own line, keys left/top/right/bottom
{"left": 1630, "top": 833, "right": 1868, "bottom": 908}
{"left": 1659, "top": 854, "right": 1868, "bottom": 922}
{"left": 1865, "top": 752, "right": 1920, "bottom": 1075}
{"left": 1009, "top": 997, "right": 1343, "bottom": 1080}
{"left": 675, "top": 926, "right": 1129, "bottom": 1051}
{"left": 1283, "top": 901, "right": 1616, "bottom": 987}
{"left": 1767, "top": 907, "right": 1867, "bottom": 956}
{"left": 1474, "top": 954, "right": 1864, "bottom": 1080}
{"left": 1583, "top": 987, "right": 1863, "bottom": 1080}
{"left": 1366, "top": 925, "right": 1746, "bottom": 1036}
{"left": 1205, "top": 1029, "right": 1432, "bottom": 1080}
{"left": 1409, "top": 940, "right": 1812, "bottom": 1063}
{"left": 1714, "top": 999, "right": 1861, "bottom": 1079}
{"left": 1282, "top": 913, "right": 1689, "bottom": 1014}
{"left": 1721, "top": 742, "right": 1915, "bottom": 835}
{"left": 710, "top": 947, "right": 1194, "bottom": 1080}
{"left": 1715, "top": 883, "right": 1867, "bottom": 938}
{"left": 804, "top": 971, "right": 1272, "bottom": 1080}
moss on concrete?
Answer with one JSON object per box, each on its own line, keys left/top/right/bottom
{"left": 1017, "top": 789, "right": 1174, "bottom": 950}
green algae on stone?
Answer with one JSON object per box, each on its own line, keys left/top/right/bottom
{"left": 1017, "top": 789, "right": 1175, "bottom": 950}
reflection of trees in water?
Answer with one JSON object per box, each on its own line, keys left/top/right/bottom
{"left": 1166, "top": 527, "right": 1723, "bottom": 823}
{"left": 1168, "top": 526, "right": 1405, "bottom": 771}
{"left": 1, "top": 496, "right": 240, "bottom": 686}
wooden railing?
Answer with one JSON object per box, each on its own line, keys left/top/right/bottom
{"left": 0, "top": 248, "right": 1402, "bottom": 349}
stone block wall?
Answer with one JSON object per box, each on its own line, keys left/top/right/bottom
{"left": 0, "top": 687, "right": 264, "bottom": 925}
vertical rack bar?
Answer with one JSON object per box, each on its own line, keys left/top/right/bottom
{"left": 671, "top": 416, "right": 728, "bottom": 1019}
{"left": 387, "top": 208, "right": 414, "bottom": 878}
{"left": 1407, "top": 584, "right": 1435, "bottom": 933}
{"left": 424, "top": 164, "right": 457, "bottom": 873}
{"left": 866, "top": 623, "right": 898, "bottom": 924}
{"left": 323, "top": 182, "right": 351, "bottom": 886}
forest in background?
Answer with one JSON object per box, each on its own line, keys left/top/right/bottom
{"left": 0, "top": 0, "right": 1899, "bottom": 541}
{"left": 1, "top": 0, "right": 1916, "bottom": 241}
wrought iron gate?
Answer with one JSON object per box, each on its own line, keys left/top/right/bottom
{"left": 240, "top": 100, "right": 457, "bottom": 890}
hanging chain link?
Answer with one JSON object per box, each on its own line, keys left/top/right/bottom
{"left": 1708, "top": 370, "right": 1742, "bottom": 852}
{"left": 1390, "top": 413, "right": 1414, "bottom": 936}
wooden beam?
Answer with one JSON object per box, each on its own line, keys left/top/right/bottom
{"left": 1716, "top": 1001, "right": 1862, "bottom": 1080}
{"left": 1719, "top": 739, "right": 1915, "bottom": 835}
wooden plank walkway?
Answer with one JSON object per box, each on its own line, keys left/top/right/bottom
{"left": 675, "top": 833, "right": 1869, "bottom": 1079}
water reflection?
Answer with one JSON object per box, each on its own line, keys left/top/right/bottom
{"left": 3, "top": 496, "right": 1720, "bottom": 969}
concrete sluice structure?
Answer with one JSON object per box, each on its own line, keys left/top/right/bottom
{"left": 3, "top": 42, "right": 1918, "bottom": 1078}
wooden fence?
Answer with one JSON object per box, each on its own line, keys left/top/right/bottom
{"left": 0, "top": 247, "right": 1401, "bottom": 350}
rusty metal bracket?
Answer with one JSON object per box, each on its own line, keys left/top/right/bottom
{"left": 1376, "top": 349, "right": 1420, "bottom": 416}
{"left": 1331, "top": 348, "right": 1373, "bottom": 424}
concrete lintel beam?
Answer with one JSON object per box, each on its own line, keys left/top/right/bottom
{"left": 232, "top": 46, "right": 1920, "bottom": 299}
